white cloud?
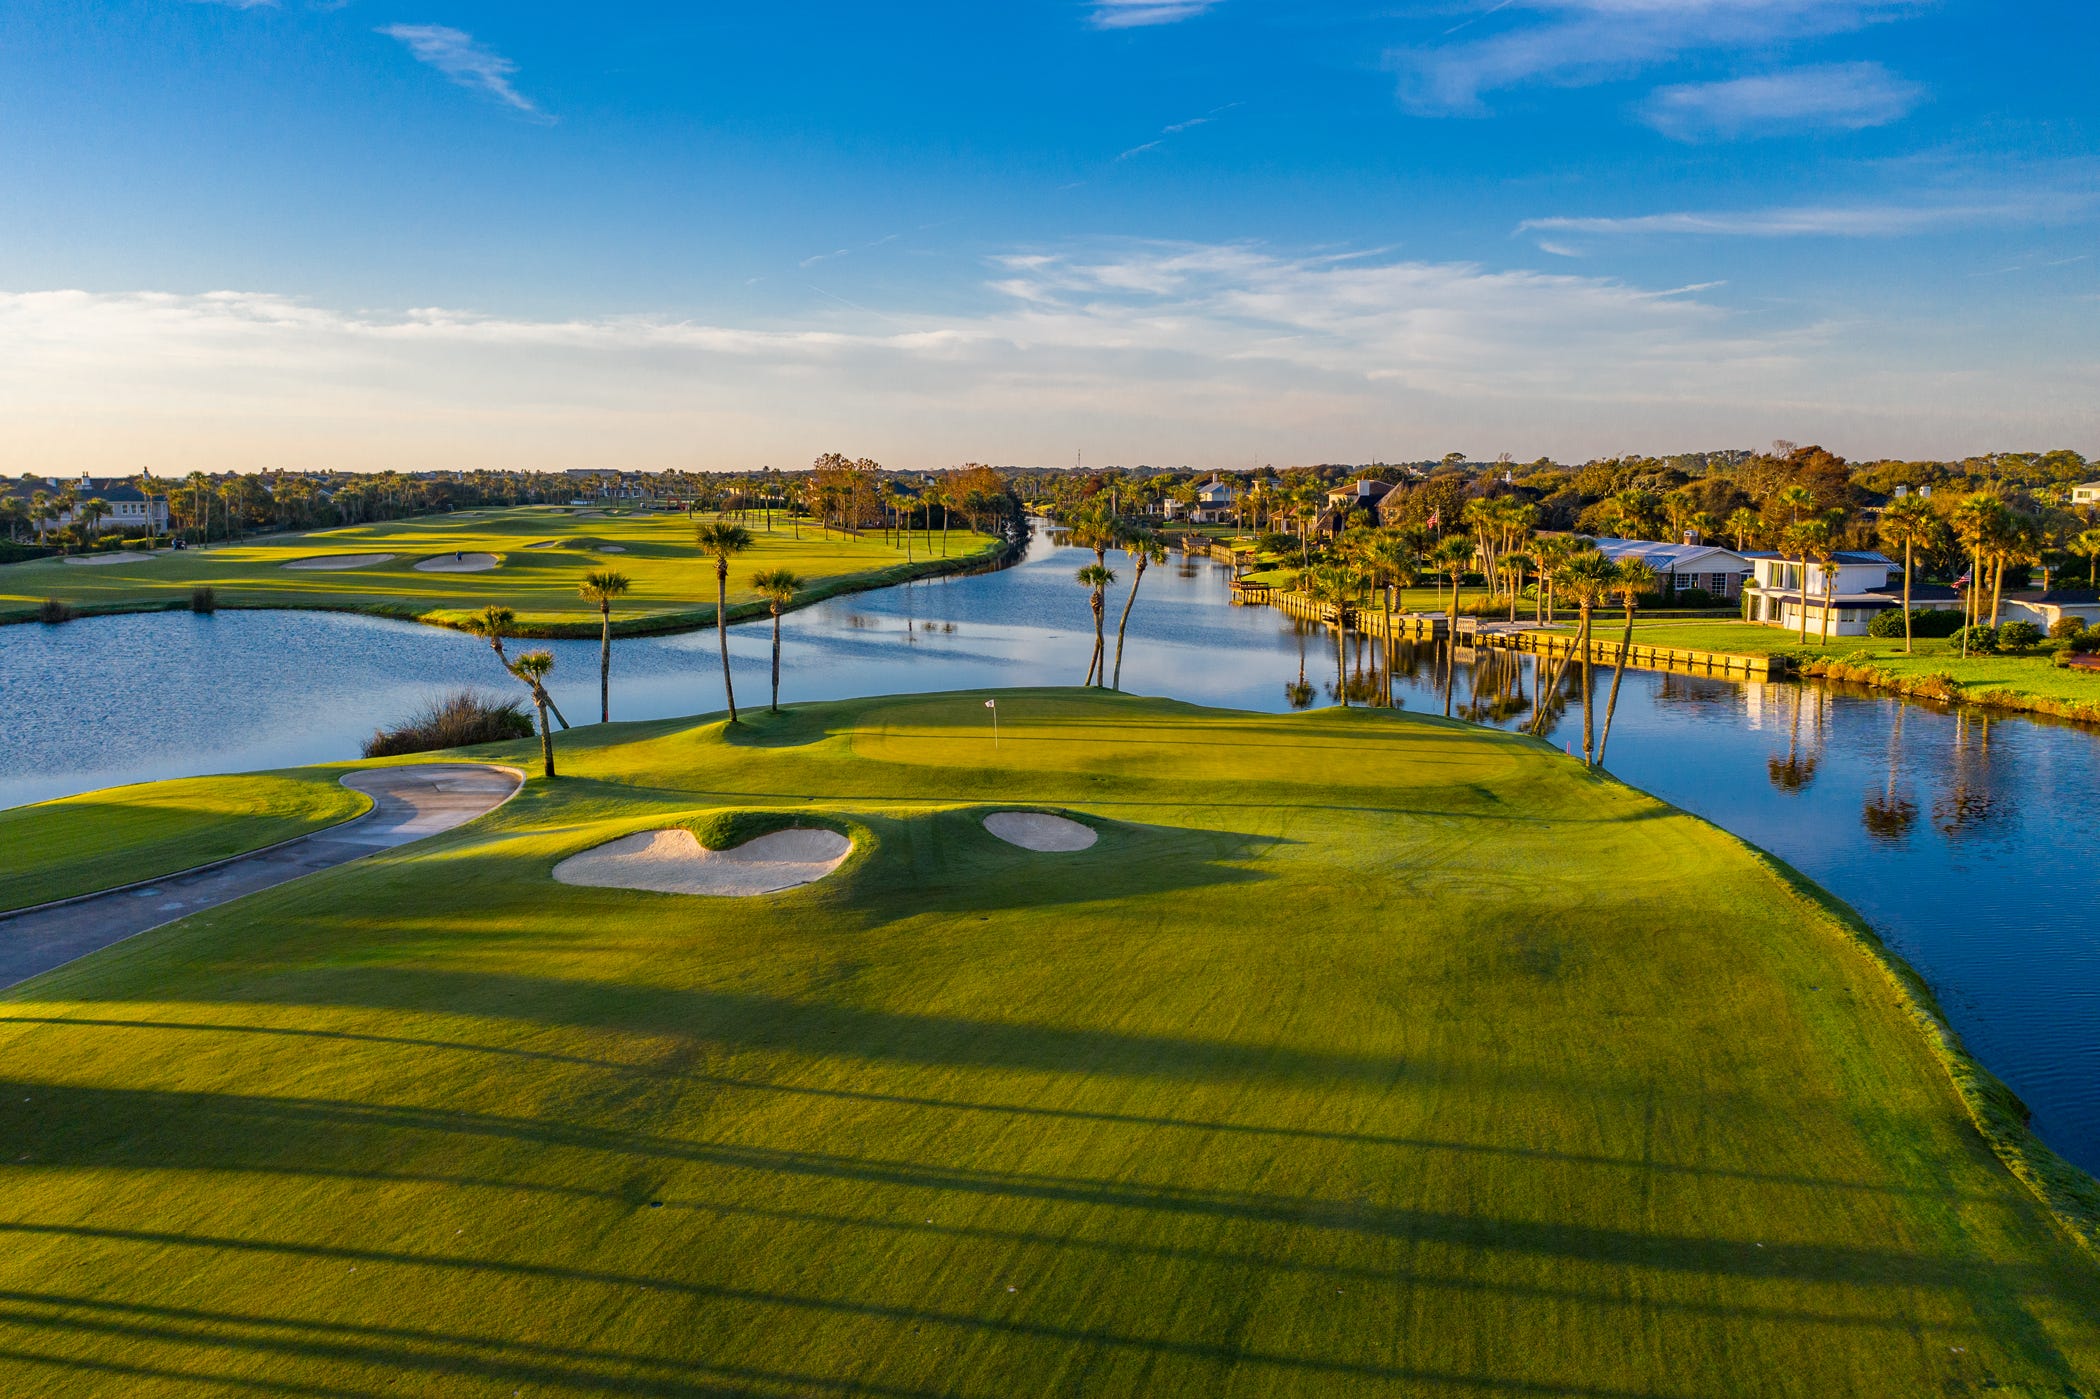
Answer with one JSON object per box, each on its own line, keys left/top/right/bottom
{"left": 1089, "top": 0, "right": 1222, "bottom": 29}
{"left": 1519, "top": 197, "right": 2076, "bottom": 238}
{"left": 185, "top": 0, "right": 279, "bottom": 8}
{"left": 1641, "top": 62, "right": 1923, "bottom": 139}
{"left": 378, "top": 25, "right": 542, "bottom": 115}
{"left": 1391, "top": 0, "right": 1914, "bottom": 115}
{"left": 0, "top": 240, "right": 2088, "bottom": 468}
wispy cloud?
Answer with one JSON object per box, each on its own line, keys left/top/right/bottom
{"left": 1391, "top": 1, "right": 1915, "bottom": 116}
{"left": 1114, "top": 139, "right": 1165, "bottom": 161}
{"left": 378, "top": 25, "right": 543, "bottom": 116}
{"left": 1089, "top": 0, "right": 1222, "bottom": 29}
{"left": 1114, "top": 101, "right": 1241, "bottom": 161}
{"left": 184, "top": 0, "right": 279, "bottom": 8}
{"left": 1641, "top": 63, "right": 1924, "bottom": 140}
{"left": 1521, "top": 202, "right": 2025, "bottom": 238}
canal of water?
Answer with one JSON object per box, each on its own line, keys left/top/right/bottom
{"left": 3, "top": 523, "right": 2096, "bottom": 1173}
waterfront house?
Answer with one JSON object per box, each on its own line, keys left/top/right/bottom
{"left": 1163, "top": 475, "right": 1238, "bottom": 525}
{"left": 6, "top": 475, "right": 170, "bottom": 536}
{"left": 1740, "top": 550, "right": 1905, "bottom": 636}
{"left": 1585, "top": 535, "right": 1754, "bottom": 599}
{"left": 2003, "top": 589, "right": 2100, "bottom": 632}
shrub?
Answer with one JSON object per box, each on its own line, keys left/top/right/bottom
{"left": 1909, "top": 607, "right": 1967, "bottom": 638}
{"left": 1996, "top": 620, "right": 2042, "bottom": 651}
{"left": 1670, "top": 586, "right": 1718, "bottom": 609}
{"left": 2049, "top": 616, "right": 2089, "bottom": 642}
{"left": 362, "top": 690, "right": 534, "bottom": 758}
{"left": 189, "top": 586, "right": 217, "bottom": 614}
{"left": 1912, "top": 672, "right": 1964, "bottom": 702}
{"left": 36, "top": 598, "right": 74, "bottom": 624}
{"left": 1952, "top": 624, "right": 1998, "bottom": 654}
{"left": 1866, "top": 609, "right": 1908, "bottom": 638}
{"left": 2069, "top": 629, "right": 2100, "bottom": 655}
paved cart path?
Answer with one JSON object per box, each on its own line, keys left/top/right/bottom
{"left": 0, "top": 764, "right": 521, "bottom": 989}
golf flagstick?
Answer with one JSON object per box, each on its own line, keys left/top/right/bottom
{"left": 985, "top": 697, "right": 998, "bottom": 748}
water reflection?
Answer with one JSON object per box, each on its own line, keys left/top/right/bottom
{"left": 2, "top": 522, "right": 2097, "bottom": 1174}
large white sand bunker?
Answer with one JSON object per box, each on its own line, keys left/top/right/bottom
{"left": 62, "top": 551, "right": 155, "bottom": 566}
{"left": 284, "top": 553, "right": 397, "bottom": 571}
{"left": 984, "top": 811, "right": 1098, "bottom": 853}
{"left": 554, "top": 827, "right": 852, "bottom": 897}
{"left": 415, "top": 552, "right": 501, "bottom": 573}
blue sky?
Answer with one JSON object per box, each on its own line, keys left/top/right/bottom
{"left": 1, "top": 0, "right": 2095, "bottom": 470}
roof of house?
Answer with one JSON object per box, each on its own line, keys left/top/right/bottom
{"left": 2023, "top": 588, "right": 2100, "bottom": 604}
{"left": 1872, "top": 583, "right": 1962, "bottom": 602}
{"left": 1326, "top": 479, "right": 1396, "bottom": 502}
{"left": 1582, "top": 536, "right": 1749, "bottom": 571}
{"left": 1742, "top": 549, "right": 1896, "bottom": 567}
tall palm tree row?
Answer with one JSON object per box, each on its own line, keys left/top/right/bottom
{"left": 694, "top": 521, "right": 755, "bottom": 722}
{"left": 576, "top": 569, "right": 631, "bottom": 723}
{"left": 750, "top": 568, "right": 803, "bottom": 713}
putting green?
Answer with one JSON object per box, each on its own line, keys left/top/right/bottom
{"left": 1, "top": 690, "right": 2095, "bottom": 1396}
{"left": 0, "top": 771, "right": 371, "bottom": 913}
{"left": 1, "top": 507, "right": 1001, "bottom": 635}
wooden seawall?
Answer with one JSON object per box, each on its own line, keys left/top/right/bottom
{"left": 1236, "top": 587, "right": 1781, "bottom": 680}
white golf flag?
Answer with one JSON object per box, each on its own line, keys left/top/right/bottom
{"left": 985, "top": 700, "right": 995, "bottom": 708}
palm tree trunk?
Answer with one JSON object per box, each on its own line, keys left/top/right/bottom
{"left": 1821, "top": 576, "right": 1834, "bottom": 647}
{"left": 1335, "top": 605, "right": 1349, "bottom": 707}
{"left": 1796, "top": 557, "right": 1810, "bottom": 643}
{"left": 599, "top": 603, "right": 612, "bottom": 723}
{"left": 535, "top": 694, "right": 556, "bottom": 778}
{"left": 1597, "top": 601, "right": 1634, "bottom": 765}
{"left": 715, "top": 559, "right": 739, "bottom": 722}
{"left": 1379, "top": 586, "right": 1394, "bottom": 706}
{"left": 1902, "top": 539, "right": 1914, "bottom": 655}
{"left": 1092, "top": 594, "right": 1107, "bottom": 688}
{"left": 770, "top": 606, "right": 782, "bottom": 713}
{"left": 1111, "top": 560, "right": 1145, "bottom": 691}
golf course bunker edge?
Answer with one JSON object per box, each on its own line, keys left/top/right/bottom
{"left": 983, "top": 810, "right": 1099, "bottom": 852}
{"left": 553, "top": 826, "right": 851, "bottom": 897}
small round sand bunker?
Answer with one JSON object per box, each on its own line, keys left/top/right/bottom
{"left": 597, "top": 544, "right": 627, "bottom": 552}
{"left": 554, "top": 827, "right": 851, "bottom": 897}
{"left": 415, "top": 552, "right": 501, "bottom": 573}
{"left": 984, "top": 811, "right": 1098, "bottom": 852}
{"left": 284, "top": 553, "right": 397, "bottom": 570}
{"left": 63, "top": 551, "right": 155, "bottom": 566}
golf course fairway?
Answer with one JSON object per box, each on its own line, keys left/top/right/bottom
{"left": 1, "top": 690, "right": 2095, "bottom": 1396}
{"left": 0, "top": 506, "right": 1001, "bottom": 634}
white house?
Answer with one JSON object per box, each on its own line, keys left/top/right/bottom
{"left": 1741, "top": 550, "right": 1904, "bottom": 636}
{"left": 2073, "top": 481, "right": 2100, "bottom": 506}
{"left": 14, "top": 474, "right": 171, "bottom": 536}
{"left": 1586, "top": 536, "right": 1754, "bottom": 599}
{"left": 2003, "top": 589, "right": 2100, "bottom": 632}
{"left": 1165, "top": 475, "right": 1237, "bottom": 524}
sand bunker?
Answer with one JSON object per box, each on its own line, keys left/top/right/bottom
{"left": 554, "top": 827, "right": 851, "bottom": 897}
{"left": 984, "top": 811, "right": 1098, "bottom": 852}
{"left": 283, "top": 553, "right": 397, "bottom": 571}
{"left": 62, "top": 551, "right": 154, "bottom": 566}
{"left": 597, "top": 544, "right": 628, "bottom": 552}
{"left": 415, "top": 552, "right": 501, "bottom": 573}
{"left": 524, "top": 540, "right": 563, "bottom": 550}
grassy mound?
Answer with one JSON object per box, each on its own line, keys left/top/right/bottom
{"left": 685, "top": 807, "right": 852, "bottom": 851}
{"left": 0, "top": 770, "right": 370, "bottom": 912}
{"left": 1, "top": 690, "right": 2095, "bottom": 1395}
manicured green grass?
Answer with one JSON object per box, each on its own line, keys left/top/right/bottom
{"left": 2, "top": 690, "right": 2095, "bottom": 1395}
{"left": 0, "top": 507, "right": 1000, "bottom": 635}
{"left": 1553, "top": 619, "right": 2100, "bottom": 711}
{"left": 0, "top": 770, "right": 370, "bottom": 912}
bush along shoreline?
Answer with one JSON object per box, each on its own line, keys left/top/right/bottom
{"left": 1777, "top": 616, "right": 2100, "bottom": 726}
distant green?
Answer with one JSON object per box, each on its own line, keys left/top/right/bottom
{"left": 2, "top": 690, "right": 2094, "bottom": 1395}
{"left": 0, "top": 506, "right": 1000, "bottom": 635}
{"left": 0, "top": 770, "right": 369, "bottom": 912}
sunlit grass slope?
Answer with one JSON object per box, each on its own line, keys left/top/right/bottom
{"left": 0, "top": 771, "right": 370, "bottom": 912}
{"left": 2, "top": 690, "right": 2096, "bottom": 1396}
{"left": 0, "top": 507, "right": 1000, "bottom": 634}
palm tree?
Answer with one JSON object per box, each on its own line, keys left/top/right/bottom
{"left": 751, "top": 567, "right": 803, "bottom": 713}
{"left": 693, "top": 521, "right": 755, "bottom": 722}
{"left": 1877, "top": 495, "right": 1943, "bottom": 655}
{"left": 1429, "top": 535, "right": 1474, "bottom": 636}
{"left": 1950, "top": 492, "right": 2004, "bottom": 654}
{"left": 2076, "top": 528, "right": 2100, "bottom": 589}
{"left": 1775, "top": 483, "right": 1815, "bottom": 530}
{"left": 577, "top": 569, "right": 632, "bottom": 723}
{"left": 1555, "top": 551, "right": 1617, "bottom": 764}
{"left": 512, "top": 650, "right": 559, "bottom": 778}
{"left": 1798, "top": 520, "right": 1840, "bottom": 646}
{"left": 1076, "top": 563, "right": 1117, "bottom": 686}
{"left": 1595, "top": 559, "right": 1656, "bottom": 766}
{"left": 1304, "top": 562, "right": 1360, "bottom": 706}
{"left": 1110, "top": 532, "right": 1167, "bottom": 691}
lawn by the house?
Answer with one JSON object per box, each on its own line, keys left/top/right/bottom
{"left": 1, "top": 506, "right": 1000, "bottom": 635}
{"left": 1, "top": 689, "right": 2093, "bottom": 1394}
{"left": 0, "top": 770, "right": 370, "bottom": 912}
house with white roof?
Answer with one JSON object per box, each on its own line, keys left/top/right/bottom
{"left": 2072, "top": 481, "right": 2100, "bottom": 506}
{"left": 1584, "top": 535, "right": 1754, "bottom": 599}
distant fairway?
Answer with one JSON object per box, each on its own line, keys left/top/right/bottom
{"left": 1, "top": 691, "right": 2095, "bottom": 1395}
{"left": 0, "top": 507, "right": 1001, "bottom": 634}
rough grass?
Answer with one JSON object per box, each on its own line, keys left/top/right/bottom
{"left": 0, "top": 690, "right": 2096, "bottom": 1396}
{"left": 0, "top": 507, "right": 1002, "bottom": 636}
{"left": 363, "top": 690, "right": 536, "bottom": 759}
{"left": 0, "top": 770, "right": 370, "bottom": 912}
